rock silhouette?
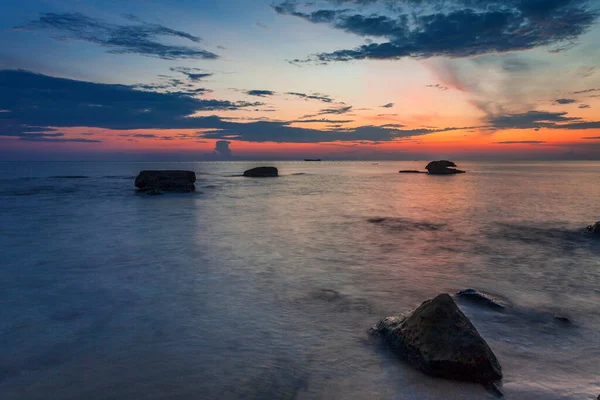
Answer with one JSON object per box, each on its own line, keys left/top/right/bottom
{"left": 425, "top": 160, "right": 466, "bottom": 175}
{"left": 135, "top": 170, "right": 196, "bottom": 193}
{"left": 243, "top": 166, "right": 278, "bottom": 177}
{"left": 369, "top": 294, "right": 502, "bottom": 384}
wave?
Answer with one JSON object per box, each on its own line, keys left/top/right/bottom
{"left": 367, "top": 217, "right": 446, "bottom": 232}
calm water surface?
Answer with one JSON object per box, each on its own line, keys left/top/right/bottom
{"left": 1, "top": 161, "right": 599, "bottom": 399}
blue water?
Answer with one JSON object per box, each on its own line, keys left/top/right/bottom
{"left": 0, "top": 161, "right": 599, "bottom": 399}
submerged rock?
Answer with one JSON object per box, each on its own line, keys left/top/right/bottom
{"left": 456, "top": 289, "right": 506, "bottom": 311}
{"left": 243, "top": 166, "right": 278, "bottom": 177}
{"left": 554, "top": 315, "right": 572, "bottom": 324}
{"left": 369, "top": 294, "right": 502, "bottom": 384}
{"left": 135, "top": 170, "right": 196, "bottom": 193}
{"left": 425, "top": 160, "right": 466, "bottom": 175}
{"left": 586, "top": 221, "right": 600, "bottom": 235}
{"left": 399, "top": 170, "right": 426, "bottom": 174}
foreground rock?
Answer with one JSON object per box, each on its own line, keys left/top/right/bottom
{"left": 243, "top": 166, "right": 278, "bottom": 177}
{"left": 369, "top": 294, "right": 502, "bottom": 384}
{"left": 135, "top": 170, "right": 196, "bottom": 193}
{"left": 587, "top": 221, "right": 600, "bottom": 235}
{"left": 456, "top": 289, "right": 506, "bottom": 311}
{"left": 426, "top": 160, "right": 466, "bottom": 175}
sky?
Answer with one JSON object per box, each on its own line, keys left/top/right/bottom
{"left": 1, "top": 0, "right": 600, "bottom": 160}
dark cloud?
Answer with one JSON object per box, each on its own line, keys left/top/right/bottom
{"left": 380, "top": 103, "right": 394, "bottom": 108}
{"left": 286, "top": 92, "right": 335, "bottom": 103}
{"left": 572, "top": 88, "right": 600, "bottom": 94}
{"left": 18, "top": 13, "right": 218, "bottom": 60}
{"left": 0, "top": 69, "right": 468, "bottom": 143}
{"left": 117, "top": 133, "right": 174, "bottom": 140}
{"left": 214, "top": 140, "right": 232, "bottom": 157}
{"left": 487, "top": 110, "right": 600, "bottom": 130}
{"left": 0, "top": 120, "right": 101, "bottom": 142}
{"left": 0, "top": 69, "right": 260, "bottom": 130}
{"left": 426, "top": 84, "right": 448, "bottom": 91}
{"left": 494, "top": 140, "right": 546, "bottom": 144}
{"left": 169, "top": 67, "right": 214, "bottom": 81}
{"left": 316, "top": 105, "right": 353, "bottom": 115}
{"left": 487, "top": 110, "right": 580, "bottom": 130}
{"left": 554, "top": 98, "right": 577, "bottom": 105}
{"left": 202, "top": 122, "right": 463, "bottom": 143}
{"left": 274, "top": 0, "right": 599, "bottom": 62}
{"left": 246, "top": 90, "right": 276, "bottom": 97}
{"left": 291, "top": 118, "right": 353, "bottom": 123}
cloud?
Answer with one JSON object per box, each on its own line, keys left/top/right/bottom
{"left": 214, "top": 140, "right": 232, "bottom": 157}
{"left": 494, "top": 140, "right": 546, "bottom": 144}
{"left": 18, "top": 13, "right": 218, "bottom": 60}
{"left": 202, "top": 122, "right": 464, "bottom": 143}
{"left": 572, "top": 88, "right": 600, "bottom": 94}
{"left": 0, "top": 69, "right": 468, "bottom": 143}
{"left": 291, "top": 118, "right": 353, "bottom": 123}
{"left": 169, "top": 67, "right": 213, "bottom": 81}
{"left": 487, "top": 110, "right": 600, "bottom": 130}
{"left": 0, "top": 70, "right": 260, "bottom": 130}
{"left": 256, "top": 21, "right": 269, "bottom": 29}
{"left": 316, "top": 105, "right": 353, "bottom": 115}
{"left": 582, "top": 136, "right": 600, "bottom": 140}
{"left": 554, "top": 98, "right": 577, "bottom": 105}
{"left": 579, "top": 104, "right": 591, "bottom": 109}
{"left": 273, "top": 0, "right": 599, "bottom": 62}
{"left": 0, "top": 120, "right": 102, "bottom": 142}
{"left": 380, "top": 103, "right": 394, "bottom": 108}
{"left": 487, "top": 110, "right": 580, "bottom": 130}
{"left": 246, "top": 90, "right": 276, "bottom": 97}
{"left": 426, "top": 84, "right": 448, "bottom": 91}
{"left": 286, "top": 92, "right": 335, "bottom": 103}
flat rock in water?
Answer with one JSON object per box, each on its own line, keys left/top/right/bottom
{"left": 456, "top": 289, "right": 506, "bottom": 311}
{"left": 425, "top": 160, "right": 466, "bottom": 175}
{"left": 135, "top": 170, "right": 196, "bottom": 193}
{"left": 243, "top": 166, "right": 278, "bottom": 177}
{"left": 399, "top": 170, "right": 426, "bottom": 174}
{"left": 369, "top": 294, "right": 502, "bottom": 384}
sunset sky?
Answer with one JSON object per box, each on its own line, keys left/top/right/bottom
{"left": 1, "top": 0, "right": 600, "bottom": 160}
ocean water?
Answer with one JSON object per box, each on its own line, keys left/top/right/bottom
{"left": 0, "top": 161, "right": 599, "bottom": 400}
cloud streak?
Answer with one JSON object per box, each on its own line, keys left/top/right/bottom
{"left": 19, "top": 13, "right": 219, "bottom": 60}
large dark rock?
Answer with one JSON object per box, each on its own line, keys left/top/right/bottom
{"left": 243, "top": 166, "right": 278, "bottom": 177}
{"left": 456, "top": 289, "right": 506, "bottom": 311}
{"left": 369, "top": 294, "right": 502, "bottom": 384}
{"left": 426, "top": 160, "right": 466, "bottom": 175}
{"left": 587, "top": 221, "right": 600, "bottom": 235}
{"left": 135, "top": 170, "right": 196, "bottom": 193}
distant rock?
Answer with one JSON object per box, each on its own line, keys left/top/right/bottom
{"left": 456, "top": 289, "right": 506, "bottom": 311}
{"left": 243, "top": 166, "right": 278, "bottom": 177}
{"left": 426, "top": 160, "right": 466, "bottom": 175}
{"left": 553, "top": 315, "right": 572, "bottom": 324}
{"left": 369, "top": 294, "right": 502, "bottom": 384}
{"left": 399, "top": 170, "right": 426, "bottom": 174}
{"left": 135, "top": 170, "right": 196, "bottom": 193}
{"left": 586, "top": 221, "right": 600, "bottom": 235}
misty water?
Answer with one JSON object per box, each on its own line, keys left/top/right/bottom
{"left": 1, "top": 161, "right": 599, "bottom": 399}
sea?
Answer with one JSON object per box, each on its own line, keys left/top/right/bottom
{"left": 0, "top": 161, "right": 599, "bottom": 400}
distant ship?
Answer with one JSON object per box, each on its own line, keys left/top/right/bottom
{"left": 304, "top": 159, "right": 322, "bottom": 161}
